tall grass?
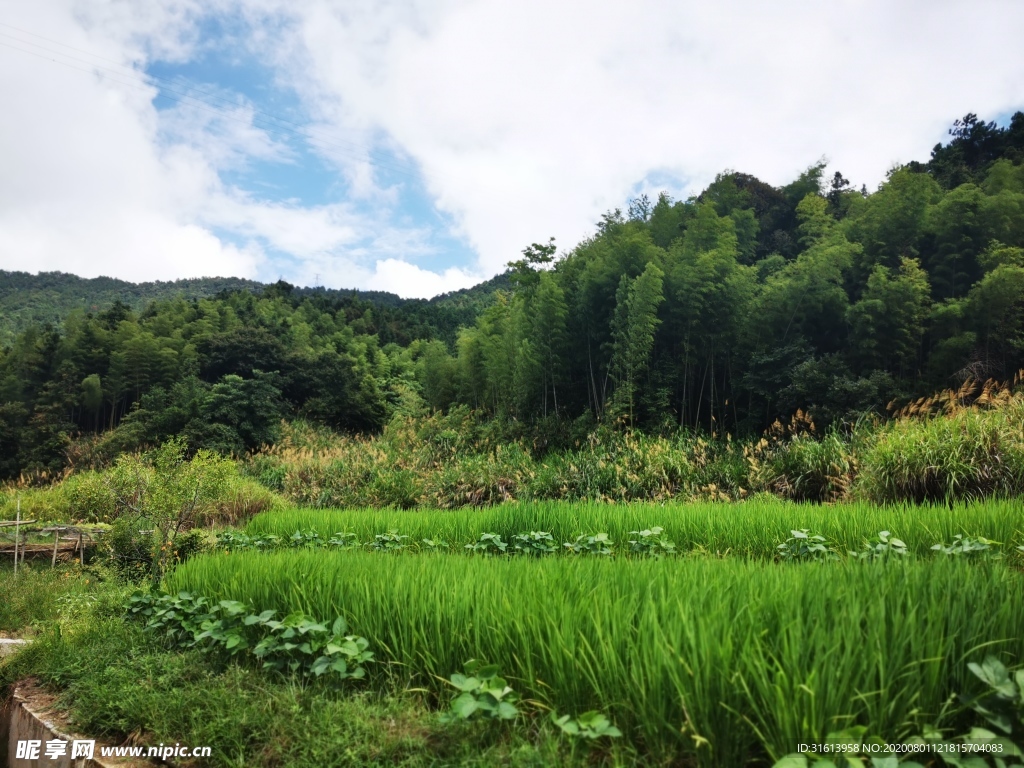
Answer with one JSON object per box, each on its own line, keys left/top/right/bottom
{"left": 242, "top": 379, "right": 1024, "bottom": 507}
{"left": 0, "top": 471, "right": 285, "bottom": 525}
{"left": 168, "top": 552, "right": 1024, "bottom": 765}
{"left": 857, "top": 396, "right": 1024, "bottom": 503}
{"left": 244, "top": 499, "right": 1024, "bottom": 558}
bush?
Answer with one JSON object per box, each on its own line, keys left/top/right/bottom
{"left": 425, "top": 444, "right": 532, "bottom": 508}
{"left": 101, "top": 517, "right": 153, "bottom": 581}
{"left": 857, "top": 398, "right": 1024, "bottom": 503}
{"left": 197, "top": 476, "right": 286, "bottom": 527}
{"left": 0, "top": 485, "right": 65, "bottom": 523}
{"left": 756, "top": 432, "right": 854, "bottom": 502}
{"left": 526, "top": 433, "right": 693, "bottom": 502}
{"left": 62, "top": 471, "right": 117, "bottom": 522}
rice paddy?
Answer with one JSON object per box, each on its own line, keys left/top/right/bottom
{"left": 243, "top": 498, "right": 1024, "bottom": 558}
{"left": 168, "top": 499, "right": 1024, "bottom": 765}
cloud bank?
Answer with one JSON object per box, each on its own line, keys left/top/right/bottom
{"left": 1, "top": 0, "right": 1023, "bottom": 297}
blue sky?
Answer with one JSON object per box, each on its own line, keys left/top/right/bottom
{"left": 147, "top": 13, "right": 480, "bottom": 282}
{"left": 1, "top": 0, "right": 1023, "bottom": 297}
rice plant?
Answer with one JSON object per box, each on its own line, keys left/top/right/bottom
{"left": 168, "top": 552, "right": 1024, "bottom": 766}
{"left": 243, "top": 498, "right": 1024, "bottom": 559}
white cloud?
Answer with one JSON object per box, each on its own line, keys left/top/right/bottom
{"left": 366, "top": 258, "right": 480, "bottom": 298}
{"left": 0, "top": 0, "right": 464, "bottom": 294}
{"left": 1, "top": 0, "right": 1023, "bottom": 297}
{"left": 247, "top": 0, "right": 1024, "bottom": 275}
{"left": 0, "top": 0, "right": 259, "bottom": 281}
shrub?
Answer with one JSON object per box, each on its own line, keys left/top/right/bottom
{"left": 101, "top": 517, "right": 153, "bottom": 581}
{"left": 526, "top": 433, "right": 693, "bottom": 502}
{"left": 511, "top": 531, "right": 558, "bottom": 556}
{"left": 440, "top": 660, "right": 519, "bottom": 723}
{"left": 849, "top": 530, "right": 908, "bottom": 562}
{"left": 776, "top": 529, "right": 838, "bottom": 562}
{"left": 627, "top": 526, "right": 678, "bottom": 558}
{"left": 107, "top": 438, "right": 232, "bottom": 586}
{"left": 198, "top": 476, "right": 286, "bottom": 527}
{"left": 127, "top": 591, "right": 374, "bottom": 682}
{"left": 61, "top": 471, "right": 117, "bottom": 522}
{"left": 931, "top": 534, "right": 1001, "bottom": 559}
{"left": 551, "top": 711, "right": 622, "bottom": 741}
{"left": 857, "top": 397, "right": 1024, "bottom": 503}
{"left": 465, "top": 532, "right": 508, "bottom": 555}
{"left": 756, "top": 432, "right": 854, "bottom": 502}
{"left": 564, "top": 533, "right": 614, "bottom": 556}
{"left": 367, "top": 469, "right": 422, "bottom": 509}
{"left": 425, "top": 444, "right": 532, "bottom": 508}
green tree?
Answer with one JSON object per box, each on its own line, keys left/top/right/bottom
{"left": 530, "top": 272, "right": 569, "bottom": 416}
{"left": 609, "top": 262, "right": 665, "bottom": 422}
{"left": 966, "top": 263, "right": 1024, "bottom": 376}
{"left": 81, "top": 374, "right": 103, "bottom": 433}
{"left": 845, "top": 168, "right": 941, "bottom": 278}
{"left": 195, "top": 372, "right": 284, "bottom": 454}
{"left": 107, "top": 438, "right": 231, "bottom": 586}
{"left": 847, "top": 258, "right": 931, "bottom": 377}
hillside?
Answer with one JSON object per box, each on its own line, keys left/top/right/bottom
{"left": 0, "top": 269, "right": 510, "bottom": 347}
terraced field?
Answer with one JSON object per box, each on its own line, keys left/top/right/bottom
{"left": 165, "top": 500, "right": 1024, "bottom": 765}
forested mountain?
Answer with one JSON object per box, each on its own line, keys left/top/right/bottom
{"left": 1, "top": 112, "right": 1022, "bottom": 479}
{"left": 0, "top": 272, "right": 263, "bottom": 346}
{"left": 0, "top": 269, "right": 510, "bottom": 346}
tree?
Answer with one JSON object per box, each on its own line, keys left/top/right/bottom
{"left": 507, "top": 238, "right": 557, "bottom": 291}
{"left": 846, "top": 168, "right": 941, "bottom": 279}
{"left": 107, "top": 438, "right": 231, "bottom": 586}
{"left": 81, "top": 374, "right": 103, "bottom": 433}
{"left": 195, "top": 372, "right": 285, "bottom": 454}
{"left": 924, "top": 184, "right": 988, "bottom": 299}
{"left": 846, "top": 258, "right": 931, "bottom": 377}
{"left": 966, "top": 263, "right": 1024, "bottom": 377}
{"left": 609, "top": 262, "right": 665, "bottom": 422}
{"left": 530, "top": 272, "right": 569, "bottom": 416}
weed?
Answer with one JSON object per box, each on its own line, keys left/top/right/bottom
{"left": 849, "top": 530, "right": 909, "bottom": 562}
{"left": 551, "top": 711, "right": 622, "bottom": 740}
{"left": 372, "top": 530, "right": 410, "bottom": 552}
{"left": 511, "top": 531, "right": 558, "bottom": 556}
{"left": 776, "top": 529, "right": 838, "bottom": 562}
{"left": 465, "top": 532, "right": 508, "bottom": 555}
{"left": 440, "top": 660, "right": 519, "bottom": 723}
{"left": 564, "top": 532, "right": 614, "bottom": 556}
{"left": 627, "top": 526, "right": 678, "bottom": 558}
{"left": 931, "top": 534, "right": 1001, "bottom": 559}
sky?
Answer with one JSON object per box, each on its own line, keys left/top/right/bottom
{"left": 1, "top": 1, "right": 1023, "bottom": 298}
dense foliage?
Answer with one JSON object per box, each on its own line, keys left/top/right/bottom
{"left": 2, "top": 112, "right": 1023, "bottom": 481}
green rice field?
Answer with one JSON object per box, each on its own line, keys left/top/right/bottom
{"left": 169, "top": 499, "right": 1024, "bottom": 765}
{"left": 243, "top": 498, "right": 1024, "bottom": 557}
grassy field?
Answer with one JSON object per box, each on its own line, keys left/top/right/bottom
{"left": 243, "top": 498, "right": 1024, "bottom": 558}
{"left": 168, "top": 547, "right": 1024, "bottom": 765}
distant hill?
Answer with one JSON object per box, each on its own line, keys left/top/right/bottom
{"left": 0, "top": 269, "right": 509, "bottom": 346}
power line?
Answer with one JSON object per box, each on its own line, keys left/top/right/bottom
{"left": 0, "top": 21, "right": 443, "bottom": 183}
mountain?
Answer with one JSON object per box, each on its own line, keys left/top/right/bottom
{"left": 0, "top": 269, "right": 509, "bottom": 346}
